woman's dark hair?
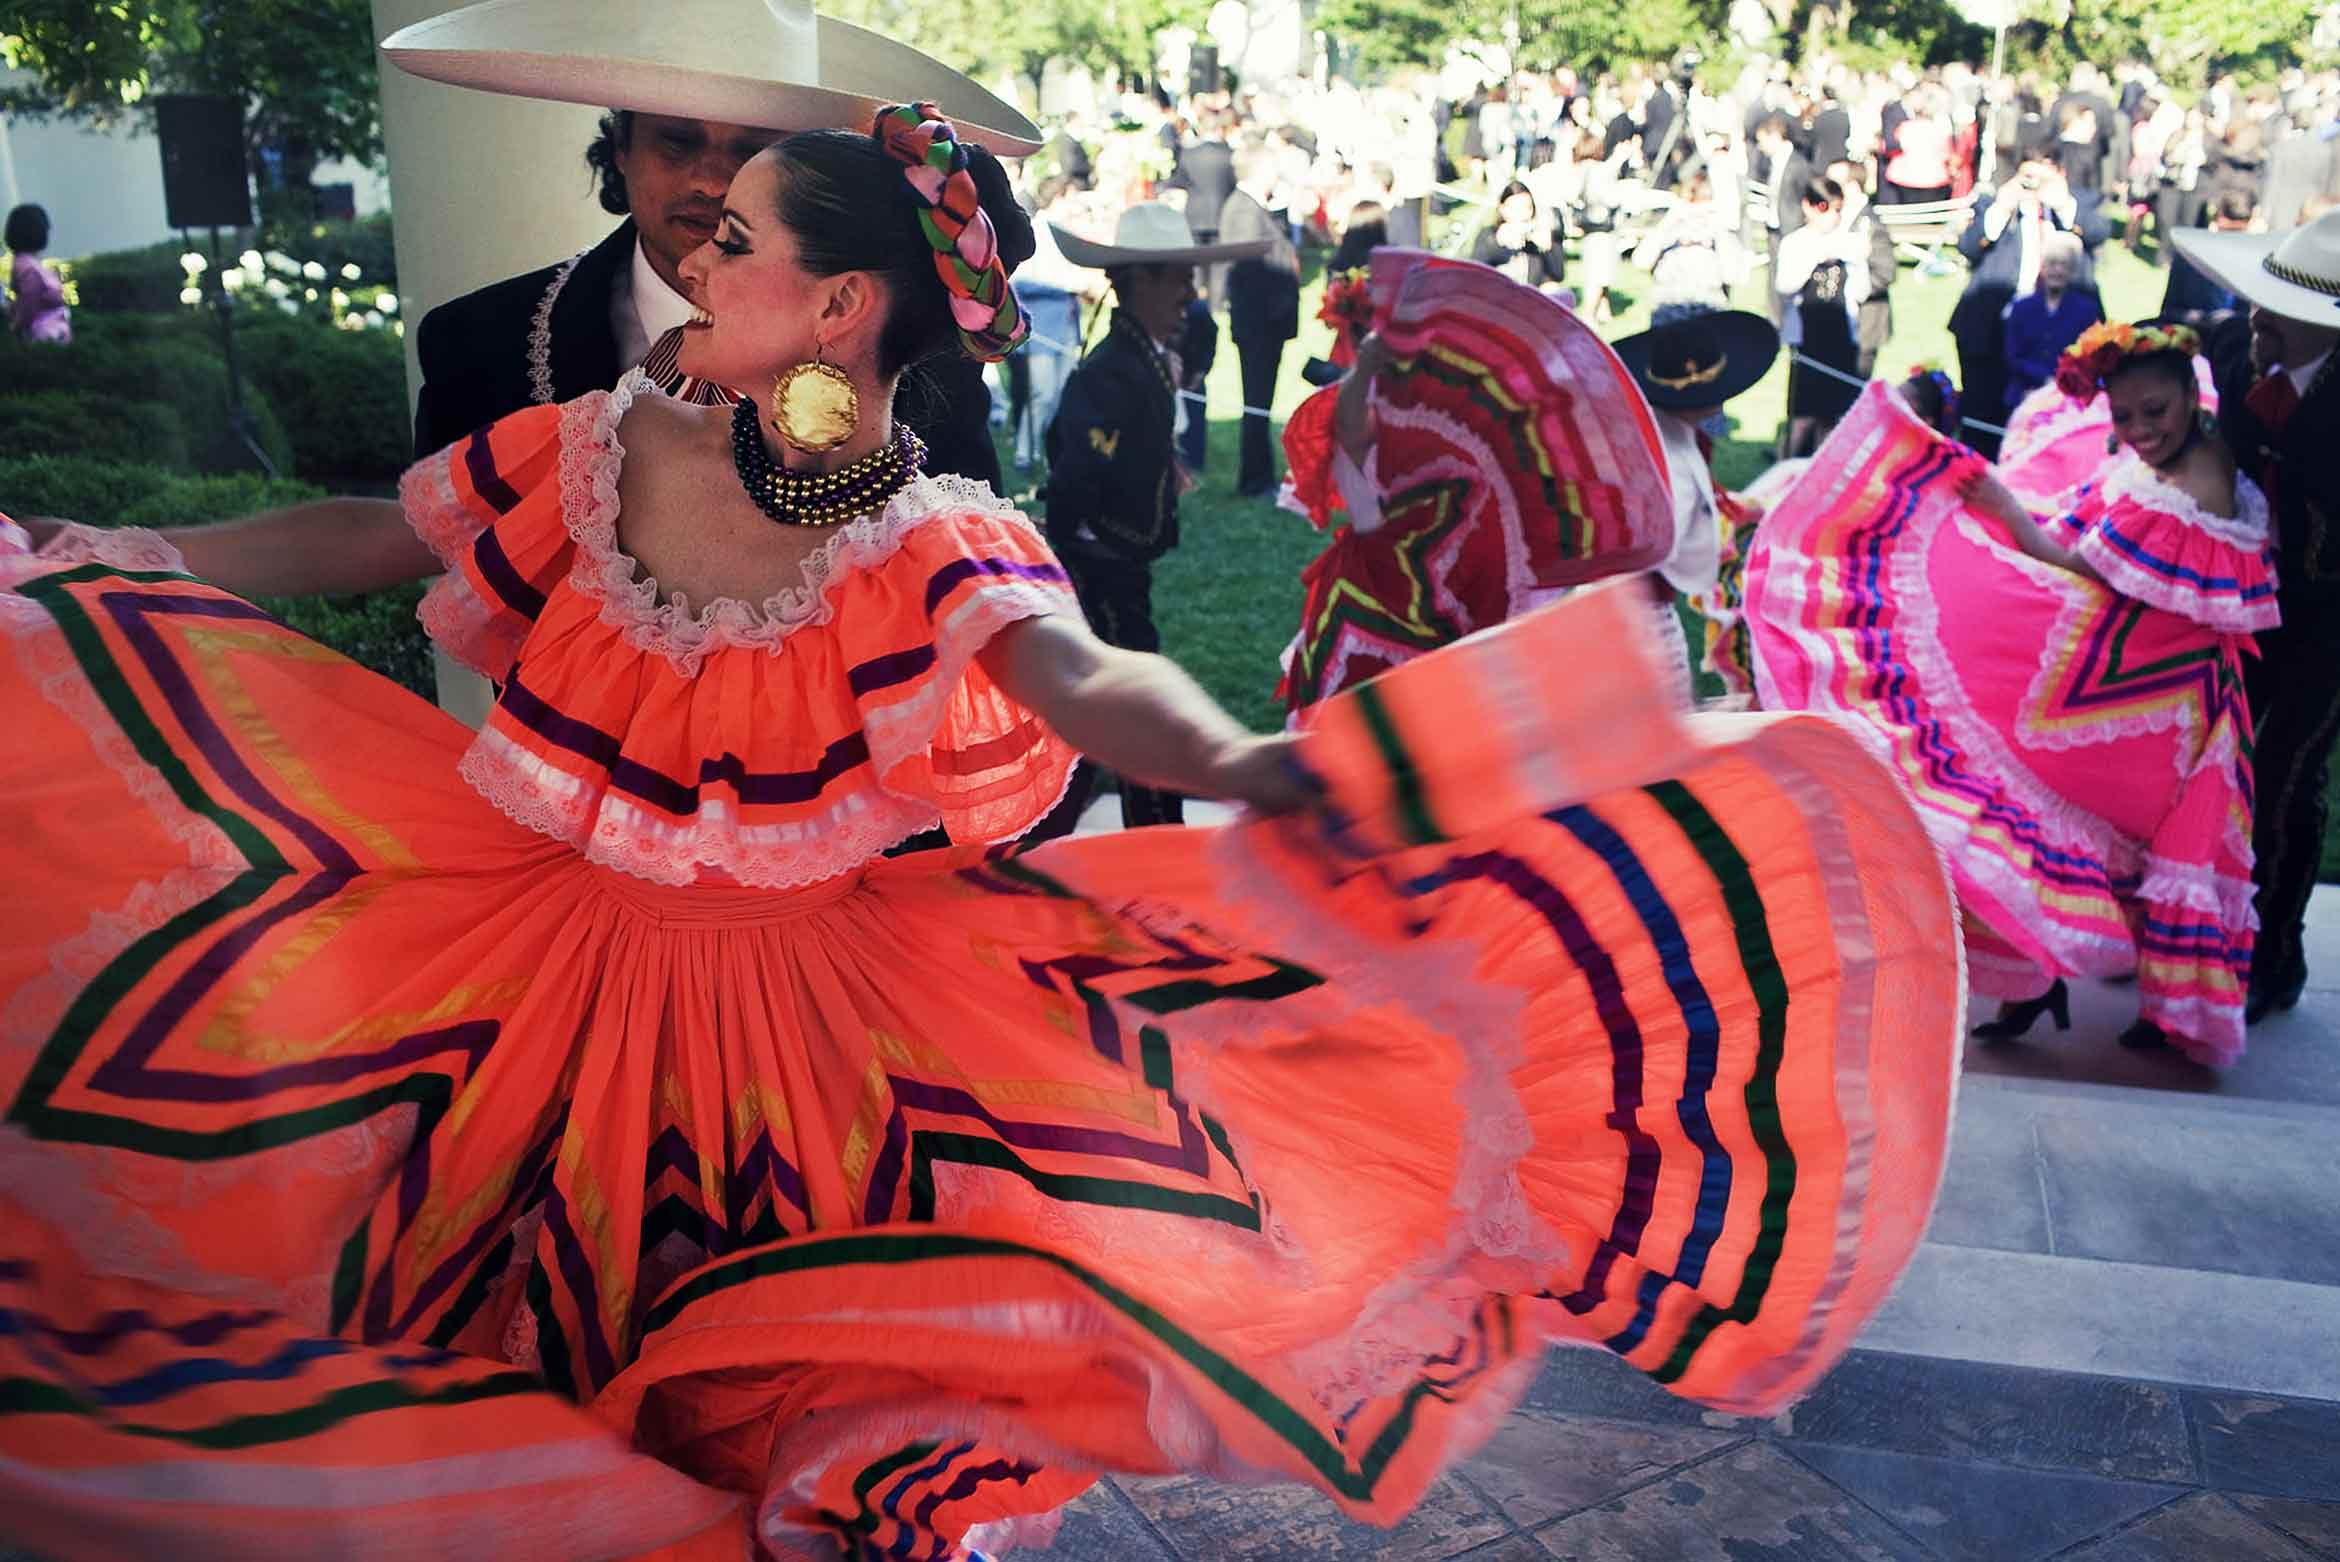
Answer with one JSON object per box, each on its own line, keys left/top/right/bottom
{"left": 1497, "top": 180, "right": 1536, "bottom": 211}
{"left": 767, "top": 128, "right": 1036, "bottom": 376}
{"left": 5, "top": 203, "right": 50, "bottom": 254}
{"left": 1330, "top": 205, "right": 1388, "bottom": 272}
{"left": 584, "top": 111, "right": 635, "bottom": 217}
{"left": 1900, "top": 368, "right": 1952, "bottom": 432}
{"left": 2103, "top": 347, "right": 2197, "bottom": 397}
{"left": 1802, "top": 176, "right": 1842, "bottom": 210}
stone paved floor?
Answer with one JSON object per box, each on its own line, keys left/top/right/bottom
{"left": 1051, "top": 1347, "right": 2340, "bottom": 1560}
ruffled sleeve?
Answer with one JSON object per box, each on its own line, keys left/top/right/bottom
{"left": 2073, "top": 464, "right": 2281, "bottom": 634}
{"left": 1279, "top": 384, "right": 1344, "bottom": 531}
{"left": 828, "top": 503, "right": 1082, "bottom": 847}
{"left": 398, "top": 397, "right": 578, "bottom": 681}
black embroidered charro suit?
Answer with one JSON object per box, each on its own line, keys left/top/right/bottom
{"left": 1036, "top": 309, "right": 1185, "bottom": 830}
{"left": 411, "top": 219, "right": 1005, "bottom": 490}
{"left": 2220, "top": 340, "right": 2340, "bottom": 1010}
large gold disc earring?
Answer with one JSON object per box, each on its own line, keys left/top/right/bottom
{"left": 770, "top": 357, "right": 860, "bottom": 453}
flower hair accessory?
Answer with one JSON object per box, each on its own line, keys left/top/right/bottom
{"left": 1906, "top": 363, "right": 1961, "bottom": 433}
{"left": 1319, "top": 267, "right": 1373, "bottom": 341}
{"left": 873, "top": 102, "right": 1029, "bottom": 363}
{"left": 2053, "top": 321, "right": 2202, "bottom": 403}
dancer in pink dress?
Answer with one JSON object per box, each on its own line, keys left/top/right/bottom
{"left": 1746, "top": 322, "right": 2277, "bottom": 1064}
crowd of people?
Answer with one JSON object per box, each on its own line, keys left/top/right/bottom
{"left": 0, "top": 4, "right": 2335, "bottom": 1557}
{"left": 995, "top": 52, "right": 2340, "bottom": 462}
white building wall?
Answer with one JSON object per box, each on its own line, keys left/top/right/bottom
{"left": 0, "top": 72, "right": 175, "bottom": 258}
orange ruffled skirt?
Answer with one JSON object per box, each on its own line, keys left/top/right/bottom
{"left": 0, "top": 548, "right": 1961, "bottom": 1560}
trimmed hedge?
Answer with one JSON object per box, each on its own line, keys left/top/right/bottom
{"left": 0, "top": 455, "right": 434, "bottom": 699}
{"left": 255, "top": 214, "right": 398, "bottom": 289}
{"left": 0, "top": 328, "right": 295, "bottom": 477}
{"left": 234, "top": 315, "right": 413, "bottom": 482}
{"left": 0, "top": 393, "right": 191, "bottom": 471}
{"left": 65, "top": 217, "right": 399, "bottom": 315}
{"left": 62, "top": 240, "right": 192, "bottom": 315}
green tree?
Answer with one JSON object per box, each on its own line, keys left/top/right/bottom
{"left": 1316, "top": 0, "right": 1496, "bottom": 72}
{"left": 2024, "top": 0, "right": 2321, "bottom": 86}
{"left": 1, "top": 0, "right": 380, "bottom": 221}
{"left": 822, "top": 0, "right": 1205, "bottom": 89}
{"left": 1318, "top": 0, "right": 1729, "bottom": 76}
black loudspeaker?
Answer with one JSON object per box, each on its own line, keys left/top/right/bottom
{"left": 155, "top": 95, "right": 252, "bottom": 230}
{"left": 1189, "top": 45, "right": 1220, "bottom": 99}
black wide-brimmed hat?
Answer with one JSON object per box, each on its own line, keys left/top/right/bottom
{"left": 1612, "top": 309, "right": 1780, "bottom": 411}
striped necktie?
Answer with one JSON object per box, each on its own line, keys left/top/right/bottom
{"left": 639, "top": 325, "right": 740, "bottom": 407}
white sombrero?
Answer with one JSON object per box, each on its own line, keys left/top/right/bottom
{"left": 1049, "top": 203, "right": 1273, "bottom": 269}
{"left": 2172, "top": 207, "right": 2340, "bottom": 326}
{"left": 381, "top": 0, "right": 1041, "bottom": 156}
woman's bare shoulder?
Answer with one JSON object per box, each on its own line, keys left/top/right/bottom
{"left": 2169, "top": 439, "right": 2239, "bottom": 518}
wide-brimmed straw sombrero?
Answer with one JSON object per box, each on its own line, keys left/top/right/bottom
{"left": 2172, "top": 207, "right": 2340, "bottom": 326}
{"left": 381, "top": 0, "right": 1041, "bottom": 155}
{"left": 1611, "top": 309, "right": 1780, "bottom": 411}
{"left": 1049, "top": 203, "right": 1272, "bottom": 269}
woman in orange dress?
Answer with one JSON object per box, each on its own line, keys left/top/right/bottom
{"left": 0, "top": 107, "right": 1965, "bottom": 1560}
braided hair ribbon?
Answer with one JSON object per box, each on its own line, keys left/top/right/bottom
{"left": 874, "top": 102, "right": 1029, "bottom": 363}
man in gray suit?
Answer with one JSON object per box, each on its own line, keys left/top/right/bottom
{"left": 2262, "top": 93, "right": 2340, "bottom": 231}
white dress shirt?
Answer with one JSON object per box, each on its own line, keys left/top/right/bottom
{"left": 609, "top": 240, "right": 697, "bottom": 370}
{"left": 2289, "top": 349, "right": 2334, "bottom": 398}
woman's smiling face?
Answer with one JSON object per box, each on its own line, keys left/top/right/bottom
{"left": 674, "top": 151, "right": 842, "bottom": 391}
{"left": 2104, "top": 360, "right": 2196, "bottom": 469}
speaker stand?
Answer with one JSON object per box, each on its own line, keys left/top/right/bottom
{"left": 191, "top": 225, "right": 281, "bottom": 480}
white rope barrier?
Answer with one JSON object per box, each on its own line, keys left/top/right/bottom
{"left": 1786, "top": 350, "right": 2006, "bottom": 438}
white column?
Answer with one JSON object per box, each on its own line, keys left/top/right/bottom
{"left": 371, "top": 0, "right": 613, "bottom": 724}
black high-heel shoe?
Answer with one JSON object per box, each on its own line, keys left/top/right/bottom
{"left": 2117, "top": 1019, "right": 2170, "bottom": 1051}
{"left": 1973, "top": 978, "right": 2071, "bottom": 1042}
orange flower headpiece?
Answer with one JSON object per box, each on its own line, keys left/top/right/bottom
{"left": 2054, "top": 321, "right": 2202, "bottom": 403}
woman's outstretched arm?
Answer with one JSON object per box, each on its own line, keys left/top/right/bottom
{"left": 980, "top": 613, "right": 1310, "bottom": 815}
{"left": 17, "top": 499, "right": 443, "bottom": 598}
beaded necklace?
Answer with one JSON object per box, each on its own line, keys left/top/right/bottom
{"left": 729, "top": 397, "right": 926, "bottom": 528}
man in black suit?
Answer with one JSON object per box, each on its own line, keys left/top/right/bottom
{"left": 1042, "top": 220, "right": 1202, "bottom": 830}
{"left": 2187, "top": 215, "right": 2340, "bottom": 1021}
{"left": 1807, "top": 91, "right": 1853, "bottom": 173}
{"left": 1752, "top": 114, "right": 1811, "bottom": 326}
{"left": 412, "top": 111, "right": 1006, "bottom": 489}
{"left": 2051, "top": 65, "right": 2117, "bottom": 194}
{"left": 412, "top": 112, "right": 770, "bottom": 457}
{"left": 1167, "top": 115, "right": 1238, "bottom": 243}
{"left": 1640, "top": 77, "right": 1683, "bottom": 189}
{"left": 1949, "top": 151, "right": 2107, "bottom": 454}
{"left": 2159, "top": 192, "right": 2250, "bottom": 322}
{"left": 1046, "top": 111, "right": 1093, "bottom": 187}
{"left": 1219, "top": 170, "right": 1301, "bottom": 496}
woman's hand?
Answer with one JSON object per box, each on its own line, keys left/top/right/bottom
{"left": 1956, "top": 463, "right": 2013, "bottom": 514}
{"left": 1351, "top": 332, "right": 1397, "bottom": 382}
{"left": 1207, "top": 733, "right": 1315, "bottom": 816}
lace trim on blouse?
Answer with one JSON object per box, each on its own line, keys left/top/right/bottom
{"left": 558, "top": 370, "right": 1043, "bottom": 679}
{"left": 2095, "top": 452, "right": 2272, "bottom": 552}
